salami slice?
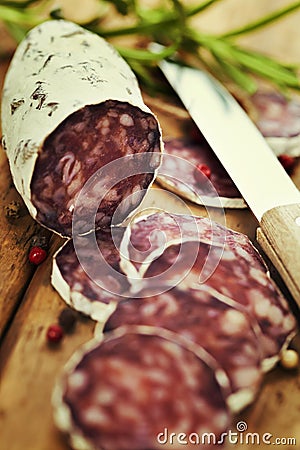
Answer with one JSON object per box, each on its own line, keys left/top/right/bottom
{"left": 249, "top": 90, "right": 300, "bottom": 157}
{"left": 156, "top": 138, "right": 245, "bottom": 209}
{"left": 104, "top": 287, "right": 263, "bottom": 412}
{"left": 53, "top": 326, "right": 230, "bottom": 450}
{"left": 52, "top": 227, "right": 129, "bottom": 321}
{"left": 1, "top": 20, "right": 162, "bottom": 236}
{"left": 141, "top": 237, "right": 297, "bottom": 369}
{"left": 120, "top": 210, "right": 239, "bottom": 279}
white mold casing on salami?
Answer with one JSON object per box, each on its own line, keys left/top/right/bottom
{"left": 1, "top": 20, "right": 162, "bottom": 236}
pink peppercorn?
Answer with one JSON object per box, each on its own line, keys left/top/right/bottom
{"left": 195, "top": 163, "right": 212, "bottom": 181}
{"left": 28, "top": 246, "right": 47, "bottom": 265}
{"left": 46, "top": 324, "right": 64, "bottom": 343}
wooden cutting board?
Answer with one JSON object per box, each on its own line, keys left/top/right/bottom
{"left": 0, "top": 1, "right": 300, "bottom": 449}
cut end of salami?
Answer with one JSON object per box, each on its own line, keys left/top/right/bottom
{"left": 31, "top": 101, "right": 161, "bottom": 235}
{"left": 54, "top": 326, "right": 230, "bottom": 450}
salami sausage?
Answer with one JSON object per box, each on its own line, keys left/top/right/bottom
{"left": 52, "top": 227, "right": 129, "bottom": 321}
{"left": 104, "top": 287, "right": 263, "bottom": 412}
{"left": 157, "top": 138, "right": 244, "bottom": 208}
{"left": 1, "top": 20, "right": 162, "bottom": 236}
{"left": 53, "top": 326, "right": 230, "bottom": 450}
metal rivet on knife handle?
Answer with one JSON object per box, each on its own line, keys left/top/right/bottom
{"left": 257, "top": 203, "right": 300, "bottom": 304}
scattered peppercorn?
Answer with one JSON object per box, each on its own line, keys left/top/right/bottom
{"left": 58, "top": 308, "right": 78, "bottom": 333}
{"left": 280, "top": 349, "right": 299, "bottom": 370}
{"left": 30, "top": 234, "right": 49, "bottom": 250}
{"left": 28, "top": 246, "right": 47, "bottom": 265}
{"left": 46, "top": 324, "right": 64, "bottom": 343}
{"left": 194, "top": 163, "right": 212, "bottom": 182}
{"left": 278, "top": 154, "right": 295, "bottom": 173}
{"left": 4, "top": 200, "right": 21, "bottom": 219}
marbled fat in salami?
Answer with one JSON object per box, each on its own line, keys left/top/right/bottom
{"left": 31, "top": 101, "right": 161, "bottom": 235}
{"left": 1, "top": 20, "right": 162, "bottom": 236}
{"left": 105, "top": 287, "right": 263, "bottom": 412}
{"left": 52, "top": 227, "right": 129, "bottom": 321}
{"left": 54, "top": 326, "right": 230, "bottom": 450}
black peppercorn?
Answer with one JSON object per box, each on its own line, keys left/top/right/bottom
{"left": 4, "top": 200, "right": 21, "bottom": 219}
{"left": 58, "top": 308, "right": 78, "bottom": 333}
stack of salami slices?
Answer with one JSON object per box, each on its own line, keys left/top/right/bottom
{"left": 1, "top": 20, "right": 298, "bottom": 450}
{"left": 51, "top": 209, "right": 297, "bottom": 450}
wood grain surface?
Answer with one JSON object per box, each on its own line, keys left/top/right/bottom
{"left": 257, "top": 204, "right": 300, "bottom": 306}
{"left": 0, "top": 1, "right": 300, "bottom": 449}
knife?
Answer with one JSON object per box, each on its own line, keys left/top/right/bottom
{"left": 151, "top": 43, "right": 300, "bottom": 304}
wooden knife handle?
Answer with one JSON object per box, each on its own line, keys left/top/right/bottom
{"left": 257, "top": 203, "right": 300, "bottom": 305}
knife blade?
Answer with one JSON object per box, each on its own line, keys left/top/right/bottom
{"left": 152, "top": 44, "right": 300, "bottom": 303}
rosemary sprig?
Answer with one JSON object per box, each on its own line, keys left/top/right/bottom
{"left": 0, "top": 0, "right": 299, "bottom": 94}
{"left": 184, "top": 27, "right": 300, "bottom": 93}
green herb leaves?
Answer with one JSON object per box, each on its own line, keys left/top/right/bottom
{"left": 0, "top": 0, "right": 299, "bottom": 94}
